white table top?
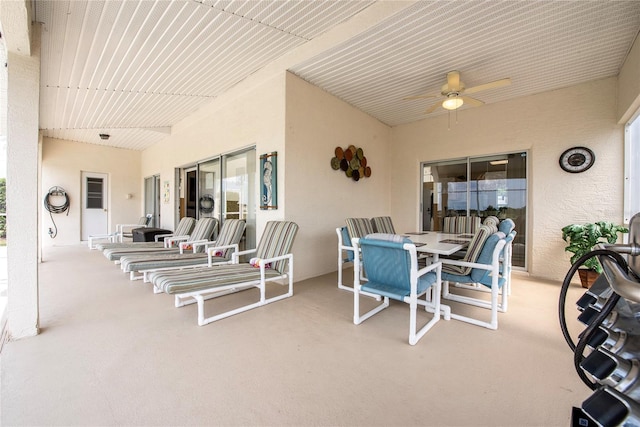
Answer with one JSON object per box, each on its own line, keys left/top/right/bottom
{"left": 403, "top": 231, "right": 472, "bottom": 256}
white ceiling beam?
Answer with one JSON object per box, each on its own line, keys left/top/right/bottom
{"left": 0, "top": 0, "right": 33, "bottom": 56}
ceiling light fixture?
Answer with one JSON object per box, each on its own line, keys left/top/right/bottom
{"left": 490, "top": 159, "right": 509, "bottom": 165}
{"left": 99, "top": 133, "right": 110, "bottom": 140}
{"left": 442, "top": 95, "right": 463, "bottom": 110}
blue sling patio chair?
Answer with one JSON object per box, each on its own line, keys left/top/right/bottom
{"left": 102, "top": 217, "right": 218, "bottom": 262}
{"left": 440, "top": 228, "right": 508, "bottom": 330}
{"left": 119, "top": 219, "right": 246, "bottom": 281}
{"left": 352, "top": 233, "right": 448, "bottom": 345}
{"left": 338, "top": 217, "right": 375, "bottom": 292}
{"left": 94, "top": 216, "right": 196, "bottom": 252}
{"left": 147, "top": 221, "right": 299, "bottom": 326}
{"left": 449, "top": 218, "right": 516, "bottom": 298}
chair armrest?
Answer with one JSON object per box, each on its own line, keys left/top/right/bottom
{"left": 116, "top": 223, "right": 145, "bottom": 232}
{"left": 165, "top": 235, "right": 190, "bottom": 248}
{"left": 416, "top": 260, "right": 441, "bottom": 277}
{"left": 186, "top": 239, "right": 218, "bottom": 253}
{"left": 257, "top": 253, "right": 293, "bottom": 272}
{"left": 207, "top": 244, "right": 239, "bottom": 266}
{"left": 232, "top": 248, "right": 257, "bottom": 263}
{"left": 179, "top": 239, "right": 209, "bottom": 253}
{"left": 259, "top": 253, "right": 292, "bottom": 265}
{"left": 154, "top": 233, "right": 174, "bottom": 242}
{"left": 440, "top": 258, "right": 493, "bottom": 271}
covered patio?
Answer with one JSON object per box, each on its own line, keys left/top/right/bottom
{"left": 2, "top": 244, "right": 587, "bottom": 425}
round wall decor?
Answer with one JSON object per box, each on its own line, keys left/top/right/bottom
{"left": 559, "top": 146, "right": 595, "bottom": 173}
{"left": 331, "top": 145, "right": 371, "bottom": 182}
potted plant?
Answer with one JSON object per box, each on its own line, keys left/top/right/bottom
{"left": 561, "top": 221, "right": 629, "bottom": 288}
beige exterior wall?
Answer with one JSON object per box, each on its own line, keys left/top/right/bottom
{"left": 284, "top": 73, "right": 392, "bottom": 280}
{"left": 141, "top": 74, "right": 287, "bottom": 240}
{"left": 41, "top": 138, "right": 142, "bottom": 247}
{"left": 42, "top": 75, "right": 630, "bottom": 284}
{"left": 391, "top": 77, "right": 623, "bottom": 282}
{"left": 618, "top": 33, "right": 640, "bottom": 123}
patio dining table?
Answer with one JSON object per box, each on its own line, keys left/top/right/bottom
{"left": 403, "top": 231, "right": 473, "bottom": 262}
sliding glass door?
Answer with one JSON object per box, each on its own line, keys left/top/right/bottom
{"left": 178, "top": 147, "right": 256, "bottom": 250}
{"left": 422, "top": 152, "right": 527, "bottom": 268}
{"left": 222, "top": 148, "right": 256, "bottom": 250}
{"left": 198, "top": 158, "right": 220, "bottom": 222}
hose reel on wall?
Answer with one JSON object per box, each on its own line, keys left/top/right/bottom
{"left": 44, "top": 186, "right": 70, "bottom": 238}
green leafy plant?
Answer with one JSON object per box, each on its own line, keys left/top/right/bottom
{"left": 561, "top": 221, "right": 628, "bottom": 273}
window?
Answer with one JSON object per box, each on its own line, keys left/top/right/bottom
{"left": 86, "top": 177, "right": 104, "bottom": 209}
{"left": 422, "top": 152, "right": 528, "bottom": 269}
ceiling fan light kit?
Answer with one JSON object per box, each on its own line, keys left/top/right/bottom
{"left": 405, "top": 70, "right": 511, "bottom": 118}
{"left": 442, "top": 96, "right": 463, "bottom": 110}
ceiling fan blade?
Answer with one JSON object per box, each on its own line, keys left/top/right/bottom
{"left": 447, "top": 71, "right": 461, "bottom": 92}
{"left": 403, "top": 93, "right": 439, "bottom": 100}
{"left": 425, "top": 101, "right": 442, "bottom": 114}
{"left": 464, "top": 78, "right": 511, "bottom": 95}
{"left": 460, "top": 96, "right": 485, "bottom": 107}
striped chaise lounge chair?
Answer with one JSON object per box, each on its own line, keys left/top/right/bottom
{"left": 88, "top": 214, "right": 152, "bottom": 249}
{"left": 102, "top": 217, "right": 218, "bottom": 262}
{"left": 95, "top": 217, "right": 196, "bottom": 252}
{"left": 119, "top": 219, "right": 246, "bottom": 281}
{"left": 148, "top": 221, "right": 298, "bottom": 326}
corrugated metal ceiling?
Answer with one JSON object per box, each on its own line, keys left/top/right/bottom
{"left": 34, "top": 1, "right": 640, "bottom": 150}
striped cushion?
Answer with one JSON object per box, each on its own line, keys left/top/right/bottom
{"left": 255, "top": 221, "right": 299, "bottom": 274}
{"left": 103, "top": 245, "right": 181, "bottom": 261}
{"left": 371, "top": 216, "right": 396, "bottom": 234}
{"left": 443, "top": 217, "right": 457, "bottom": 233}
{"left": 152, "top": 263, "right": 284, "bottom": 294}
{"left": 173, "top": 217, "right": 197, "bottom": 237}
{"left": 442, "top": 224, "right": 494, "bottom": 276}
{"left": 121, "top": 252, "right": 210, "bottom": 272}
{"left": 187, "top": 218, "right": 218, "bottom": 251}
{"left": 96, "top": 241, "right": 164, "bottom": 252}
{"left": 483, "top": 216, "right": 500, "bottom": 228}
{"left": 346, "top": 218, "right": 375, "bottom": 239}
{"left": 119, "top": 220, "right": 245, "bottom": 273}
{"left": 214, "top": 219, "right": 246, "bottom": 258}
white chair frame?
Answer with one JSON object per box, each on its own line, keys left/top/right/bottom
{"left": 352, "top": 237, "right": 450, "bottom": 345}
{"left": 441, "top": 238, "right": 507, "bottom": 330}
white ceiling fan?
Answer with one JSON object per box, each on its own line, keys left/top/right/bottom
{"left": 405, "top": 71, "right": 511, "bottom": 114}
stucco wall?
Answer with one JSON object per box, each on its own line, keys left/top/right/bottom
{"left": 391, "top": 77, "right": 624, "bottom": 282}
{"left": 41, "top": 138, "right": 142, "bottom": 247}
{"left": 284, "top": 73, "right": 392, "bottom": 280}
{"left": 618, "top": 32, "right": 640, "bottom": 123}
{"left": 141, "top": 74, "right": 286, "bottom": 241}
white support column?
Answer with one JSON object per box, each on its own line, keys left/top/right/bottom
{"left": 4, "top": 6, "right": 40, "bottom": 339}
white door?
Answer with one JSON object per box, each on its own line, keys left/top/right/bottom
{"left": 81, "top": 171, "right": 108, "bottom": 240}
